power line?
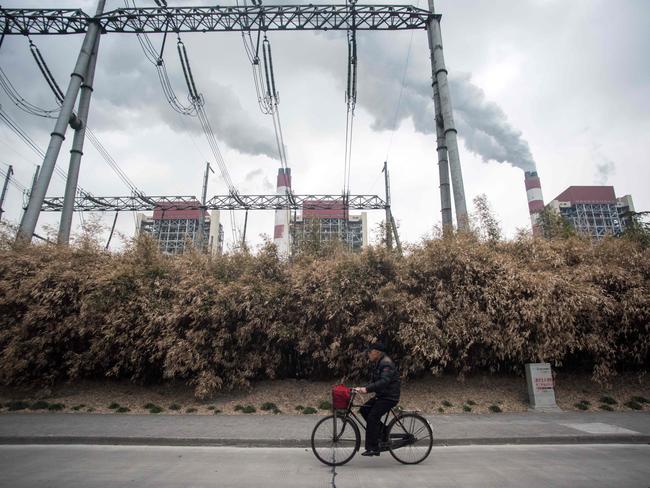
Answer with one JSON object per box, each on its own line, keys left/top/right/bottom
{"left": 384, "top": 0, "right": 419, "bottom": 162}
{"left": 126, "top": 0, "right": 197, "bottom": 116}
{"left": 0, "top": 104, "right": 88, "bottom": 195}
{"left": 0, "top": 164, "right": 28, "bottom": 193}
{"left": 0, "top": 67, "right": 59, "bottom": 119}
{"left": 343, "top": 0, "right": 358, "bottom": 201}
{"left": 2, "top": 37, "right": 146, "bottom": 198}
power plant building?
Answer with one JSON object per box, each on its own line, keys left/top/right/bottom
{"left": 136, "top": 202, "right": 223, "bottom": 255}
{"left": 546, "top": 186, "right": 634, "bottom": 239}
{"left": 291, "top": 199, "right": 368, "bottom": 252}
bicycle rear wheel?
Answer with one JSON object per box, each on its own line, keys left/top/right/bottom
{"left": 386, "top": 412, "right": 433, "bottom": 464}
{"left": 311, "top": 414, "right": 360, "bottom": 466}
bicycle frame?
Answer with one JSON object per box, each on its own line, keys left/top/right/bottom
{"left": 333, "top": 391, "right": 411, "bottom": 449}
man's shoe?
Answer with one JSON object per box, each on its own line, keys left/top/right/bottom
{"left": 361, "top": 450, "right": 380, "bottom": 457}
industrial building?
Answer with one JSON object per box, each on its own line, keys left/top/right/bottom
{"left": 291, "top": 199, "right": 368, "bottom": 252}
{"left": 546, "top": 186, "right": 635, "bottom": 239}
{"left": 136, "top": 202, "right": 223, "bottom": 255}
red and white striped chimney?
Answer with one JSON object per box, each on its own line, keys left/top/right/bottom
{"left": 274, "top": 168, "right": 291, "bottom": 255}
{"left": 524, "top": 170, "right": 544, "bottom": 236}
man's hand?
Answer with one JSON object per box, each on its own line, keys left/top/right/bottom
{"left": 353, "top": 387, "right": 367, "bottom": 394}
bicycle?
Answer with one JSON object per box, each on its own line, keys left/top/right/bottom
{"left": 311, "top": 389, "right": 433, "bottom": 466}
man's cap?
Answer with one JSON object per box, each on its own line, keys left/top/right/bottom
{"left": 366, "top": 342, "right": 386, "bottom": 352}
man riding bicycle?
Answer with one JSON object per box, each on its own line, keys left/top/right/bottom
{"left": 353, "top": 342, "right": 401, "bottom": 457}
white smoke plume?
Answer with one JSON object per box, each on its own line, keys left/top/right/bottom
{"left": 353, "top": 36, "right": 537, "bottom": 172}
{"left": 450, "top": 73, "right": 536, "bottom": 172}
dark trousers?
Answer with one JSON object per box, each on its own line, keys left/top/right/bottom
{"left": 359, "top": 397, "right": 398, "bottom": 451}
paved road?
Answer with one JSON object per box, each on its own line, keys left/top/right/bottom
{"left": 0, "top": 444, "right": 648, "bottom": 487}
{"left": 1, "top": 411, "right": 649, "bottom": 446}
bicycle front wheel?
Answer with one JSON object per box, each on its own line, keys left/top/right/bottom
{"left": 311, "top": 414, "right": 360, "bottom": 466}
{"left": 386, "top": 412, "right": 433, "bottom": 464}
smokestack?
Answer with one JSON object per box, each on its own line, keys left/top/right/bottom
{"left": 274, "top": 168, "right": 291, "bottom": 255}
{"left": 524, "top": 170, "right": 544, "bottom": 236}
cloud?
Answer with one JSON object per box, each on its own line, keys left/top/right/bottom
{"left": 243, "top": 168, "right": 274, "bottom": 191}
{"left": 595, "top": 157, "right": 615, "bottom": 185}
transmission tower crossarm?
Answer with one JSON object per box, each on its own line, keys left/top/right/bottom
{"left": 0, "top": 8, "right": 89, "bottom": 35}
{"left": 39, "top": 194, "right": 387, "bottom": 212}
{"left": 1, "top": 5, "right": 437, "bottom": 35}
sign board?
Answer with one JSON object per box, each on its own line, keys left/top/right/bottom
{"left": 525, "top": 362, "right": 561, "bottom": 411}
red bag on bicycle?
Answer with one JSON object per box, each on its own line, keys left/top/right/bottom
{"left": 331, "top": 384, "right": 351, "bottom": 409}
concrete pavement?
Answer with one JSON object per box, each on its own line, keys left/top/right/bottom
{"left": 1, "top": 444, "right": 649, "bottom": 487}
{"left": 0, "top": 411, "right": 649, "bottom": 447}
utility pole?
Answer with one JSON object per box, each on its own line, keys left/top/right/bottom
{"left": 433, "top": 78, "right": 452, "bottom": 230}
{"left": 197, "top": 161, "right": 214, "bottom": 251}
{"left": 22, "top": 165, "right": 40, "bottom": 212}
{"left": 426, "top": 0, "right": 468, "bottom": 230}
{"left": 0, "top": 165, "right": 13, "bottom": 221}
{"left": 59, "top": 25, "right": 103, "bottom": 245}
{"left": 390, "top": 211, "right": 402, "bottom": 255}
{"left": 105, "top": 212, "right": 118, "bottom": 250}
{"left": 383, "top": 161, "right": 392, "bottom": 249}
{"left": 17, "top": 0, "right": 106, "bottom": 242}
{"left": 241, "top": 209, "right": 249, "bottom": 251}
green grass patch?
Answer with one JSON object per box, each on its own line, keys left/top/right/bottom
{"left": 302, "top": 407, "right": 317, "bottom": 414}
{"left": 488, "top": 405, "right": 502, "bottom": 413}
{"left": 272, "top": 407, "right": 281, "bottom": 414}
{"left": 148, "top": 405, "right": 163, "bottom": 414}
{"left": 169, "top": 404, "right": 181, "bottom": 411}
{"left": 466, "top": 400, "right": 476, "bottom": 406}
{"left": 260, "top": 402, "right": 278, "bottom": 411}
{"left": 116, "top": 407, "right": 130, "bottom": 413}
{"left": 213, "top": 409, "right": 222, "bottom": 415}
{"left": 599, "top": 396, "right": 617, "bottom": 405}
{"left": 574, "top": 402, "right": 589, "bottom": 410}
{"left": 71, "top": 404, "right": 86, "bottom": 411}
{"left": 579, "top": 400, "right": 591, "bottom": 407}
{"left": 241, "top": 405, "right": 256, "bottom": 414}
{"left": 108, "top": 402, "right": 121, "bottom": 410}
{"left": 30, "top": 401, "right": 50, "bottom": 410}
{"left": 295, "top": 405, "right": 305, "bottom": 412}
{"left": 599, "top": 404, "right": 614, "bottom": 411}
{"left": 7, "top": 401, "right": 29, "bottom": 411}
{"left": 47, "top": 403, "right": 65, "bottom": 411}
{"left": 318, "top": 400, "right": 332, "bottom": 410}
{"left": 143, "top": 403, "right": 157, "bottom": 409}
{"left": 234, "top": 404, "right": 244, "bottom": 412}
{"left": 441, "top": 400, "right": 452, "bottom": 407}
{"left": 624, "top": 400, "right": 642, "bottom": 410}
{"left": 463, "top": 405, "right": 472, "bottom": 412}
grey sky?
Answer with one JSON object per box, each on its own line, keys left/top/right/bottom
{"left": 0, "top": 0, "right": 648, "bottom": 249}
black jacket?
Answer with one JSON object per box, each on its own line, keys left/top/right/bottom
{"left": 364, "top": 354, "right": 401, "bottom": 401}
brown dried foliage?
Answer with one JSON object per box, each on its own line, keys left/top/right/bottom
{"left": 0, "top": 231, "right": 648, "bottom": 398}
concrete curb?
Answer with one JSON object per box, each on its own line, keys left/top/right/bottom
{"left": 1, "top": 435, "right": 649, "bottom": 448}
